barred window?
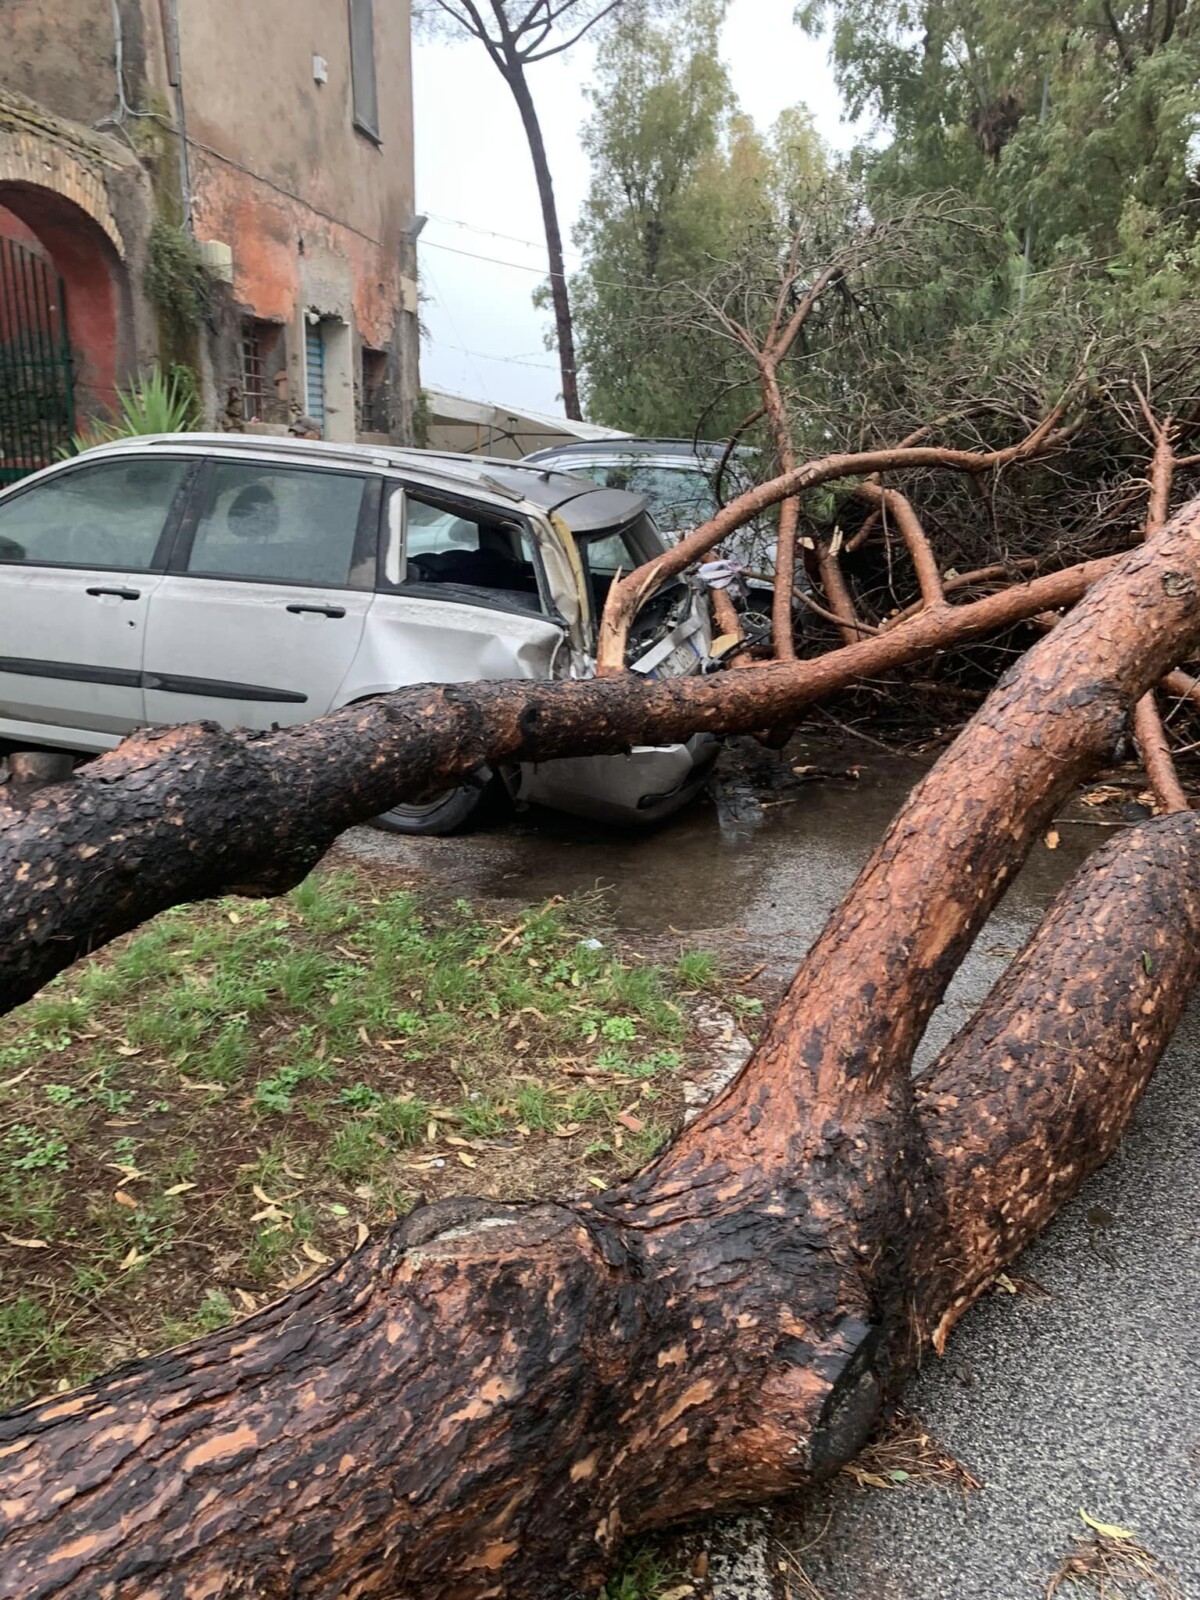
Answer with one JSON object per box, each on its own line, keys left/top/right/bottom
{"left": 361, "top": 348, "right": 389, "bottom": 435}
{"left": 241, "top": 319, "right": 284, "bottom": 423}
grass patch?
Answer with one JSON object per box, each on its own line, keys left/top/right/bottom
{"left": 0, "top": 866, "right": 706, "bottom": 1409}
{"left": 601, "top": 1545, "right": 678, "bottom": 1600}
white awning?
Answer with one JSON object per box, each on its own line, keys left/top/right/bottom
{"left": 424, "top": 388, "right": 630, "bottom": 459}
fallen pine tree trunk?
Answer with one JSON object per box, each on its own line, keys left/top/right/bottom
{"left": 3, "top": 507, "right": 1200, "bottom": 1598}
{"left": 3, "top": 816, "right": 1196, "bottom": 1600}
{"left": 0, "top": 551, "right": 1122, "bottom": 1013}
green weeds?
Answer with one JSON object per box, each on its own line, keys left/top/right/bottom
{"left": 0, "top": 869, "right": 712, "bottom": 1409}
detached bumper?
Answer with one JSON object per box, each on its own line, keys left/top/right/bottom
{"left": 517, "top": 733, "right": 719, "bottom": 826}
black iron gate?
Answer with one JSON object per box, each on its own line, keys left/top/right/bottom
{"left": 0, "top": 236, "right": 75, "bottom": 486}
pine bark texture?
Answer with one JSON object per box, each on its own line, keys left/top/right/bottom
{"left": 3, "top": 505, "right": 1200, "bottom": 1598}
{"left": 0, "top": 554, "right": 1120, "bottom": 1013}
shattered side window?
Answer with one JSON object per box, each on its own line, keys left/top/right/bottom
{"left": 394, "top": 490, "right": 544, "bottom": 605}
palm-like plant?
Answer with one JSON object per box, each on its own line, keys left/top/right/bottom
{"left": 71, "top": 364, "right": 199, "bottom": 452}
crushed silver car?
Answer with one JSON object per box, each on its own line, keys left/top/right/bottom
{"left": 0, "top": 436, "right": 715, "bottom": 834}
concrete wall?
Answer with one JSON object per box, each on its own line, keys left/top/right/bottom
{"left": 0, "top": 0, "right": 151, "bottom": 128}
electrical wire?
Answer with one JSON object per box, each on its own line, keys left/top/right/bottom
{"left": 423, "top": 208, "right": 587, "bottom": 266}
{"left": 421, "top": 258, "right": 494, "bottom": 402}
{"left": 417, "top": 236, "right": 668, "bottom": 296}
{"left": 435, "top": 342, "right": 559, "bottom": 372}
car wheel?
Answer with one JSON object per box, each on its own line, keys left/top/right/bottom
{"left": 369, "top": 777, "right": 492, "bottom": 837}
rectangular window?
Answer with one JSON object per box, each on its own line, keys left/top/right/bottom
{"left": 186, "top": 462, "right": 375, "bottom": 589}
{"left": 304, "top": 322, "right": 327, "bottom": 433}
{"left": 0, "top": 457, "right": 190, "bottom": 571}
{"left": 241, "top": 319, "right": 284, "bottom": 423}
{"left": 360, "top": 348, "right": 389, "bottom": 435}
{"left": 349, "top": 0, "right": 380, "bottom": 142}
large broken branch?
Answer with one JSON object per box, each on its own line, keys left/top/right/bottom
{"left": 595, "top": 411, "right": 1078, "bottom": 673}
{"left": 1129, "top": 387, "right": 1190, "bottom": 811}
{"left": 3, "top": 500, "right": 1200, "bottom": 1599}
{"left": 0, "top": 552, "right": 1122, "bottom": 1014}
{"left": 916, "top": 808, "right": 1200, "bottom": 1350}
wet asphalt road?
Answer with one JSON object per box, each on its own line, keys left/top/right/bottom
{"left": 341, "top": 738, "right": 1200, "bottom": 1599}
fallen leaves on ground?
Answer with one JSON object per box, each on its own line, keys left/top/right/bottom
{"left": 841, "top": 1410, "right": 983, "bottom": 1495}
{"left": 1045, "top": 1516, "right": 1181, "bottom": 1599}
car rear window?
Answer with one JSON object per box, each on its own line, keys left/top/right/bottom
{"left": 185, "top": 462, "right": 375, "bottom": 589}
{"left": 573, "top": 463, "right": 718, "bottom": 532}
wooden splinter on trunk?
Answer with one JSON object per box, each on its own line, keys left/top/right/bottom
{"left": 4, "top": 505, "right": 1200, "bottom": 1598}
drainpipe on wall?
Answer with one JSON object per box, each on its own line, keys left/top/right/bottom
{"left": 161, "top": 0, "right": 194, "bottom": 234}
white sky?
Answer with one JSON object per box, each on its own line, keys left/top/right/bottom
{"left": 412, "top": 0, "right": 861, "bottom": 417}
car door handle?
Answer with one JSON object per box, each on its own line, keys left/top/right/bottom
{"left": 87, "top": 585, "right": 140, "bottom": 601}
{"left": 286, "top": 603, "right": 346, "bottom": 619}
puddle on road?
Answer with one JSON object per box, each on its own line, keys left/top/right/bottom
{"left": 343, "top": 739, "right": 1113, "bottom": 981}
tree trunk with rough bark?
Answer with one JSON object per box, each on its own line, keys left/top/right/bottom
{"left": 3, "top": 505, "right": 1200, "bottom": 1599}
{"left": 503, "top": 63, "right": 581, "bottom": 420}
{"left": 0, "top": 553, "right": 1121, "bottom": 1013}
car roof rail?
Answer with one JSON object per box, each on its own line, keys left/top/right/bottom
{"left": 82, "top": 435, "right": 588, "bottom": 511}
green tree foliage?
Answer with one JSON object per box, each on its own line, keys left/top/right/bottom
{"left": 776, "top": 0, "right": 1200, "bottom": 585}
{"left": 572, "top": 0, "right": 1200, "bottom": 622}
{"left": 798, "top": 0, "right": 1200, "bottom": 282}
{"left": 572, "top": 0, "right": 829, "bottom": 431}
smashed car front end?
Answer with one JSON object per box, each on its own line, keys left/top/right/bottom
{"left": 515, "top": 498, "right": 718, "bottom": 825}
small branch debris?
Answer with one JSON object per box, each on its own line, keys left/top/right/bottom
{"left": 1045, "top": 1521, "right": 1181, "bottom": 1600}
{"left": 839, "top": 1410, "right": 983, "bottom": 1497}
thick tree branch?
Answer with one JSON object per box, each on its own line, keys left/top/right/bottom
{"left": 0, "top": 553, "right": 1126, "bottom": 1014}
{"left": 1133, "top": 694, "right": 1190, "bottom": 811}
{"left": 916, "top": 809, "right": 1200, "bottom": 1350}
{"left": 4, "top": 503, "right": 1200, "bottom": 1599}
{"left": 596, "top": 410, "right": 1078, "bottom": 672}
{"left": 854, "top": 481, "right": 944, "bottom": 609}
{"left": 1129, "top": 392, "right": 1188, "bottom": 811}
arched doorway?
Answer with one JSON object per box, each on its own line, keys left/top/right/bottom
{"left": 0, "top": 183, "right": 132, "bottom": 480}
{"left": 0, "top": 226, "right": 74, "bottom": 484}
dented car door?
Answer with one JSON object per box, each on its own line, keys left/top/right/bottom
{"left": 346, "top": 480, "right": 572, "bottom": 697}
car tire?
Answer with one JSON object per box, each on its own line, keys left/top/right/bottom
{"left": 369, "top": 775, "right": 493, "bottom": 837}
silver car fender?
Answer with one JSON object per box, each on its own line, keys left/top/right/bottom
{"left": 333, "top": 591, "right": 569, "bottom": 707}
